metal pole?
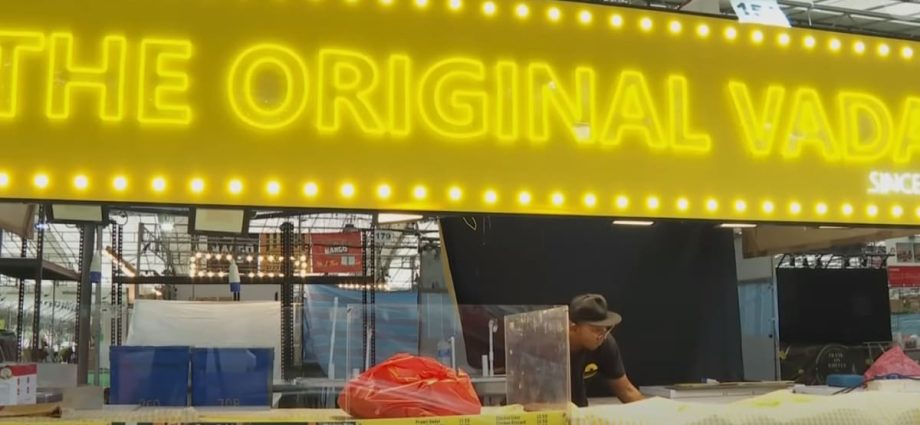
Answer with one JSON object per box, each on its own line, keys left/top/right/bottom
{"left": 771, "top": 256, "right": 782, "bottom": 381}
{"left": 116, "top": 224, "right": 124, "bottom": 345}
{"left": 110, "top": 226, "right": 117, "bottom": 347}
{"left": 75, "top": 228, "right": 85, "bottom": 364}
{"left": 16, "top": 236, "right": 26, "bottom": 361}
{"left": 76, "top": 224, "right": 95, "bottom": 385}
{"left": 368, "top": 226, "right": 377, "bottom": 367}
{"left": 280, "top": 222, "right": 295, "bottom": 381}
{"left": 31, "top": 206, "right": 46, "bottom": 358}
{"left": 51, "top": 281, "right": 56, "bottom": 352}
{"left": 93, "top": 226, "right": 103, "bottom": 386}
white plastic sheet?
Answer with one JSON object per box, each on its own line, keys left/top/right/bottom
{"left": 573, "top": 390, "right": 920, "bottom": 425}
{"left": 126, "top": 300, "right": 281, "bottom": 380}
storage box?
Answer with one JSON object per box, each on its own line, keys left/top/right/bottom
{"left": 0, "top": 364, "right": 37, "bottom": 406}
{"left": 191, "top": 348, "right": 273, "bottom": 407}
{"left": 110, "top": 346, "right": 190, "bottom": 406}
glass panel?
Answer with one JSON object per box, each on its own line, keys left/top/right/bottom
{"left": 504, "top": 306, "right": 570, "bottom": 410}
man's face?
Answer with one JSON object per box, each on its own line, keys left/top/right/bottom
{"left": 570, "top": 323, "right": 611, "bottom": 350}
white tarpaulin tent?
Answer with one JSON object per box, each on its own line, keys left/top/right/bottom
{"left": 126, "top": 300, "right": 282, "bottom": 380}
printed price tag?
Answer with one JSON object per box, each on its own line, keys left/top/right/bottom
{"left": 731, "top": 0, "right": 791, "bottom": 27}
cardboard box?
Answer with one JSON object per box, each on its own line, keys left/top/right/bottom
{"left": 0, "top": 364, "right": 37, "bottom": 406}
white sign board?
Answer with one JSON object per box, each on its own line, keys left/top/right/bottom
{"left": 731, "top": 0, "right": 791, "bottom": 28}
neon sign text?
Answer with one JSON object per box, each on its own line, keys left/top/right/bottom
{"left": 3, "top": 32, "right": 920, "bottom": 166}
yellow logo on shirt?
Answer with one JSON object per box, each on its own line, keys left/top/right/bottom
{"left": 584, "top": 362, "right": 598, "bottom": 379}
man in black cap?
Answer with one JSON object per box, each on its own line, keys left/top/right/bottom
{"left": 568, "top": 293, "right": 644, "bottom": 406}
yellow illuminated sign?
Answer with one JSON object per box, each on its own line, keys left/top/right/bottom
{"left": 2, "top": 0, "right": 920, "bottom": 225}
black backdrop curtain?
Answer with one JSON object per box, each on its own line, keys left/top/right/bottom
{"left": 440, "top": 216, "right": 744, "bottom": 389}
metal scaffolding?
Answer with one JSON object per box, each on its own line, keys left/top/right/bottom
{"left": 587, "top": 0, "right": 920, "bottom": 39}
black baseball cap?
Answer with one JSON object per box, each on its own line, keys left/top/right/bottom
{"left": 569, "top": 294, "right": 622, "bottom": 328}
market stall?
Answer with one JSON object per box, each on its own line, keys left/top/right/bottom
{"left": 1, "top": 0, "right": 920, "bottom": 422}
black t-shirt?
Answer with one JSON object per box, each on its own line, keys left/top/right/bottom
{"left": 569, "top": 335, "right": 626, "bottom": 407}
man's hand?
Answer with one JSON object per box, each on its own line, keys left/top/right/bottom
{"left": 608, "top": 375, "right": 646, "bottom": 403}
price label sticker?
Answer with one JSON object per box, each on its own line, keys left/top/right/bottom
{"left": 731, "top": 0, "right": 791, "bottom": 28}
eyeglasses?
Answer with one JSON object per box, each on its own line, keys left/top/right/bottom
{"left": 586, "top": 325, "right": 613, "bottom": 340}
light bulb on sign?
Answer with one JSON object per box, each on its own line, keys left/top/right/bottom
{"left": 340, "top": 183, "right": 356, "bottom": 198}
{"left": 413, "top": 185, "right": 428, "bottom": 200}
{"left": 879, "top": 44, "right": 891, "bottom": 57}
{"left": 551, "top": 192, "right": 565, "bottom": 206}
{"left": 303, "top": 182, "right": 319, "bottom": 197}
{"left": 706, "top": 199, "right": 718, "bottom": 212}
{"left": 377, "top": 184, "right": 392, "bottom": 199}
{"left": 190, "top": 178, "right": 205, "bottom": 193}
{"left": 734, "top": 200, "right": 747, "bottom": 213}
{"left": 482, "top": 1, "right": 496, "bottom": 16}
{"left": 518, "top": 191, "right": 532, "bottom": 205}
{"left": 484, "top": 190, "right": 498, "bottom": 204}
{"left": 73, "top": 175, "right": 89, "bottom": 190}
{"left": 112, "top": 176, "right": 128, "bottom": 192}
{"left": 696, "top": 24, "right": 710, "bottom": 38}
{"left": 803, "top": 36, "right": 816, "bottom": 49}
{"left": 152, "top": 177, "right": 166, "bottom": 192}
{"left": 639, "top": 18, "right": 653, "bottom": 32}
{"left": 515, "top": 4, "right": 529, "bottom": 18}
{"left": 725, "top": 27, "right": 738, "bottom": 41}
{"left": 677, "top": 198, "right": 689, "bottom": 211}
{"left": 854, "top": 41, "right": 866, "bottom": 54}
{"left": 34, "top": 174, "right": 49, "bottom": 189}
{"left": 842, "top": 203, "right": 854, "bottom": 216}
{"left": 266, "top": 181, "right": 281, "bottom": 195}
{"left": 778, "top": 33, "right": 790, "bottom": 46}
{"left": 229, "top": 179, "right": 243, "bottom": 194}
{"left": 668, "top": 21, "right": 682, "bottom": 34}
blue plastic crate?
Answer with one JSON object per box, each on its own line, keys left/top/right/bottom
{"left": 191, "top": 348, "right": 273, "bottom": 407}
{"left": 110, "top": 346, "right": 191, "bottom": 406}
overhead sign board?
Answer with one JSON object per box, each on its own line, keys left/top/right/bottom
{"left": 2, "top": 0, "right": 920, "bottom": 225}
{"left": 731, "top": 0, "right": 791, "bottom": 28}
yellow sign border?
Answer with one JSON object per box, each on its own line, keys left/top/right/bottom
{"left": 2, "top": 0, "right": 920, "bottom": 225}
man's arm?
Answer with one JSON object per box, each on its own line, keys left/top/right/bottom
{"left": 607, "top": 375, "right": 645, "bottom": 403}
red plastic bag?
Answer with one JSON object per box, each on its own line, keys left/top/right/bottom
{"left": 338, "top": 353, "right": 481, "bottom": 419}
{"left": 864, "top": 346, "right": 920, "bottom": 380}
